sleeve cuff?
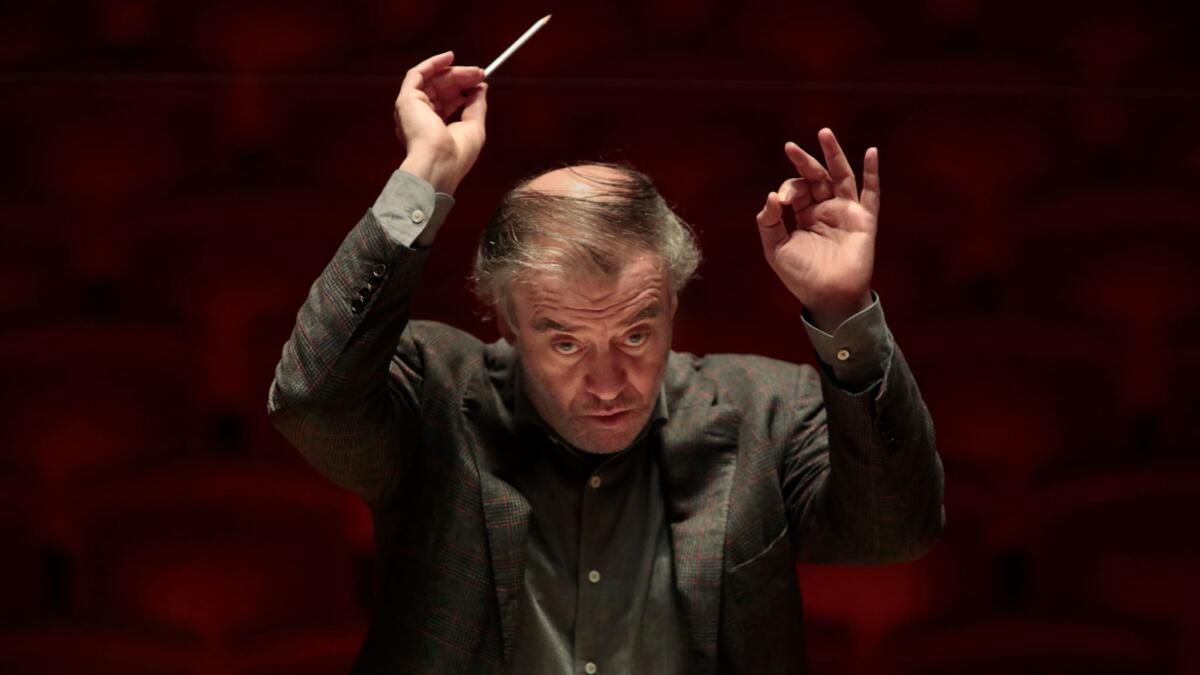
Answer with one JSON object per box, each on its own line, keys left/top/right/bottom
{"left": 369, "top": 169, "right": 456, "bottom": 248}
{"left": 801, "top": 289, "right": 894, "bottom": 392}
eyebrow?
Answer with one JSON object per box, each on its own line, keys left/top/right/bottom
{"left": 530, "top": 303, "right": 663, "bottom": 333}
{"left": 620, "top": 303, "right": 662, "bottom": 326}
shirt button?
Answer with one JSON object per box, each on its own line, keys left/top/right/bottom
{"left": 836, "top": 348, "right": 851, "bottom": 361}
{"left": 584, "top": 662, "right": 598, "bottom": 674}
{"left": 411, "top": 209, "right": 425, "bottom": 223}
{"left": 588, "top": 570, "right": 601, "bottom": 583}
{"left": 589, "top": 475, "right": 602, "bottom": 488}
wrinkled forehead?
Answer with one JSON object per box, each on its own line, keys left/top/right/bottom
{"left": 510, "top": 252, "right": 672, "bottom": 327}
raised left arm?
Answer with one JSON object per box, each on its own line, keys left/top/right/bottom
{"left": 755, "top": 129, "right": 945, "bottom": 563}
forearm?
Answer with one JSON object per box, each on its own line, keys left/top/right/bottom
{"left": 267, "top": 171, "right": 451, "bottom": 501}
{"left": 268, "top": 171, "right": 449, "bottom": 412}
{"left": 810, "top": 343, "right": 944, "bottom": 563}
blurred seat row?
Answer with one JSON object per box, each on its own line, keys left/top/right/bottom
{"left": 1, "top": 458, "right": 1196, "bottom": 670}
{"left": 0, "top": 615, "right": 1185, "bottom": 675}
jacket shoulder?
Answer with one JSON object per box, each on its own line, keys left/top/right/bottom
{"left": 667, "top": 350, "right": 823, "bottom": 436}
{"left": 671, "top": 350, "right": 818, "bottom": 395}
{"left": 392, "top": 320, "right": 491, "bottom": 382}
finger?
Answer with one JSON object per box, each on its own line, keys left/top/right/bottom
{"left": 428, "top": 65, "right": 486, "bottom": 100}
{"left": 400, "top": 50, "right": 456, "bottom": 95}
{"left": 755, "top": 191, "right": 788, "bottom": 256}
{"left": 460, "top": 83, "right": 488, "bottom": 127}
{"left": 428, "top": 88, "right": 466, "bottom": 119}
{"left": 776, "top": 177, "right": 813, "bottom": 212}
{"left": 818, "top": 127, "right": 858, "bottom": 201}
{"left": 784, "top": 142, "right": 834, "bottom": 202}
{"left": 860, "top": 147, "right": 880, "bottom": 217}
{"left": 428, "top": 67, "right": 483, "bottom": 119}
{"left": 418, "top": 83, "right": 444, "bottom": 115}
{"left": 458, "top": 82, "right": 487, "bottom": 142}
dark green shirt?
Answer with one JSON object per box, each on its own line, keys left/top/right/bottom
{"left": 507, "top": 369, "right": 688, "bottom": 675}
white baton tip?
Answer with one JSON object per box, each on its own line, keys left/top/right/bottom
{"left": 483, "top": 14, "right": 552, "bottom": 79}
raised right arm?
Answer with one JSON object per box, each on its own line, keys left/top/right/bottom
{"left": 266, "top": 51, "right": 488, "bottom": 504}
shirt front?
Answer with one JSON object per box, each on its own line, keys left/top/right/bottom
{"left": 507, "top": 366, "right": 690, "bottom": 675}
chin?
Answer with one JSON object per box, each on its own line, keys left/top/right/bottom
{"left": 572, "top": 435, "right": 634, "bottom": 455}
{"left": 566, "top": 409, "right": 650, "bottom": 454}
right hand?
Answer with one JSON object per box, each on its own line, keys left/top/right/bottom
{"left": 394, "top": 51, "right": 488, "bottom": 195}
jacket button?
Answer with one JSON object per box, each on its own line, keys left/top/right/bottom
{"left": 371, "top": 264, "right": 387, "bottom": 279}
{"left": 351, "top": 299, "right": 365, "bottom": 313}
{"left": 357, "top": 288, "right": 372, "bottom": 301}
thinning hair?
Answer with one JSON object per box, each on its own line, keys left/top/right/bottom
{"left": 471, "top": 161, "right": 702, "bottom": 323}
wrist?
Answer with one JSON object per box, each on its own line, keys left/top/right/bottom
{"left": 400, "top": 151, "right": 460, "bottom": 195}
{"left": 807, "top": 291, "right": 872, "bottom": 334}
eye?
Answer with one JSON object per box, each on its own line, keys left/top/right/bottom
{"left": 553, "top": 341, "right": 579, "bottom": 355}
{"left": 625, "top": 332, "right": 649, "bottom": 347}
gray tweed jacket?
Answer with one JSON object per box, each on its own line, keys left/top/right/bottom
{"left": 267, "top": 189, "right": 945, "bottom": 674}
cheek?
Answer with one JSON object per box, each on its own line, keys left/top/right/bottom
{"left": 630, "top": 350, "right": 668, "bottom": 390}
{"left": 523, "top": 352, "right": 581, "bottom": 402}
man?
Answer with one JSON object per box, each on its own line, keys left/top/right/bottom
{"left": 268, "top": 51, "right": 944, "bottom": 674}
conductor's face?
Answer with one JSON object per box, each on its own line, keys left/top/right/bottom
{"left": 501, "top": 251, "right": 675, "bottom": 455}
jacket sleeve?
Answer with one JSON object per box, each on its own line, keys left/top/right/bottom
{"left": 266, "top": 170, "right": 454, "bottom": 505}
{"left": 782, "top": 331, "right": 945, "bottom": 565}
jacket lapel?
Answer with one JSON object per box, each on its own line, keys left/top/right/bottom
{"left": 657, "top": 357, "right": 741, "bottom": 674}
{"left": 462, "top": 348, "right": 536, "bottom": 665}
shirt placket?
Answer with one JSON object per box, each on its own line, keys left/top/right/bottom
{"left": 573, "top": 451, "right": 629, "bottom": 675}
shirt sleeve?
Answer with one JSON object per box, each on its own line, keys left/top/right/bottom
{"left": 369, "top": 169, "right": 456, "bottom": 247}
{"left": 800, "top": 289, "right": 895, "bottom": 393}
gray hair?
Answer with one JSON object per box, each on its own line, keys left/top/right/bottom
{"left": 471, "top": 161, "right": 702, "bottom": 322}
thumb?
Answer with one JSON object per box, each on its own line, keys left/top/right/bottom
{"left": 460, "top": 82, "right": 488, "bottom": 128}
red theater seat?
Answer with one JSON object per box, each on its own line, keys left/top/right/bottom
{"left": 192, "top": 2, "right": 348, "bottom": 72}
{"left": 68, "top": 462, "right": 363, "bottom": 643}
{"left": 1027, "top": 465, "right": 1200, "bottom": 628}
{"left": 797, "top": 558, "right": 956, "bottom": 674}
{"left": 902, "top": 315, "right": 1125, "bottom": 488}
{"left": 0, "top": 323, "right": 201, "bottom": 492}
{"left": 1161, "top": 342, "right": 1200, "bottom": 455}
{"left": 230, "top": 624, "right": 365, "bottom": 675}
{"left": 0, "top": 483, "right": 47, "bottom": 621}
{"left": 796, "top": 618, "right": 857, "bottom": 675}
{"left": 0, "top": 625, "right": 202, "bottom": 675}
{"left": 34, "top": 104, "right": 183, "bottom": 216}
{"left": 884, "top": 615, "right": 1178, "bottom": 675}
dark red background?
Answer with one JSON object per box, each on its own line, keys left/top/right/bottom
{"left": 3, "top": 1, "right": 1199, "bottom": 673}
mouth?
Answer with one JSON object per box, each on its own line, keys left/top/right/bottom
{"left": 582, "top": 409, "right": 635, "bottom": 427}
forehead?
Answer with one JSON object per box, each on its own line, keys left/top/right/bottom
{"left": 513, "top": 253, "right": 670, "bottom": 328}
{"left": 521, "top": 164, "right": 629, "bottom": 198}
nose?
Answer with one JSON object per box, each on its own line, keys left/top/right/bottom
{"left": 583, "top": 350, "right": 627, "bottom": 402}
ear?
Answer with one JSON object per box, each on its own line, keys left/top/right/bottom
{"left": 669, "top": 291, "right": 679, "bottom": 319}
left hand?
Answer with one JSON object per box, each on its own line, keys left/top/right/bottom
{"left": 755, "top": 128, "right": 879, "bottom": 333}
